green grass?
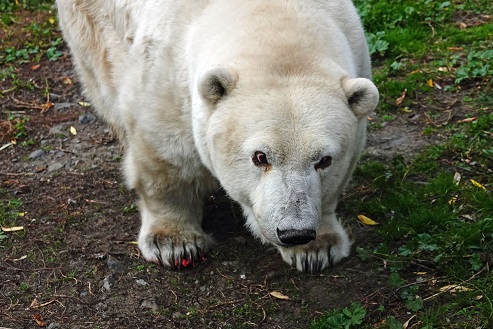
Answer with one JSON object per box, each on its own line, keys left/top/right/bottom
{"left": 0, "top": 191, "right": 25, "bottom": 245}
{"left": 312, "top": 0, "right": 492, "bottom": 327}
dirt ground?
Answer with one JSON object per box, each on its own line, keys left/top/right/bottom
{"left": 0, "top": 13, "right": 478, "bottom": 329}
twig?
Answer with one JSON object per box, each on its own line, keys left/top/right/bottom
{"left": 209, "top": 298, "right": 246, "bottom": 309}
{"left": 31, "top": 298, "right": 58, "bottom": 309}
{"left": 0, "top": 172, "right": 35, "bottom": 176}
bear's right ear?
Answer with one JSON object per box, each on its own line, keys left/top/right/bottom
{"left": 198, "top": 67, "right": 238, "bottom": 103}
{"left": 341, "top": 77, "right": 379, "bottom": 118}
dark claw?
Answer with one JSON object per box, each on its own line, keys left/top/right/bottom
{"left": 153, "top": 237, "right": 166, "bottom": 267}
{"left": 328, "top": 245, "right": 334, "bottom": 269}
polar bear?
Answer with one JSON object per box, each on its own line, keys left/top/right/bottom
{"left": 57, "top": 0, "right": 378, "bottom": 273}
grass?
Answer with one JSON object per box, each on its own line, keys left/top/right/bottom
{"left": 312, "top": 0, "right": 492, "bottom": 327}
{"left": 0, "top": 191, "right": 25, "bottom": 245}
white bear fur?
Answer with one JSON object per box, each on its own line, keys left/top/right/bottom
{"left": 57, "top": 0, "right": 378, "bottom": 273}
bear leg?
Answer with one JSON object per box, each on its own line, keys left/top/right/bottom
{"left": 125, "top": 145, "right": 216, "bottom": 269}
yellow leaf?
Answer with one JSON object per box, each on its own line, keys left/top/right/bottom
{"left": 48, "top": 17, "right": 55, "bottom": 24}
{"left": 18, "top": 212, "right": 26, "bottom": 217}
{"left": 1, "top": 225, "right": 24, "bottom": 232}
{"left": 470, "top": 179, "right": 487, "bottom": 190}
{"left": 78, "top": 101, "right": 91, "bottom": 107}
{"left": 270, "top": 291, "right": 290, "bottom": 300}
{"left": 358, "top": 214, "right": 378, "bottom": 225}
{"left": 448, "top": 195, "right": 458, "bottom": 205}
{"left": 427, "top": 79, "right": 434, "bottom": 88}
{"left": 414, "top": 272, "right": 427, "bottom": 275}
{"left": 70, "top": 126, "right": 77, "bottom": 135}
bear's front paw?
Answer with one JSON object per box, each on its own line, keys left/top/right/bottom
{"left": 138, "top": 229, "right": 214, "bottom": 269}
{"left": 277, "top": 232, "right": 352, "bottom": 274}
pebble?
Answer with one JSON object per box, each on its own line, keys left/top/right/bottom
{"left": 28, "top": 149, "right": 45, "bottom": 159}
{"left": 48, "top": 162, "right": 64, "bottom": 172}
{"left": 106, "top": 255, "right": 127, "bottom": 274}
{"left": 49, "top": 124, "right": 66, "bottom": 136}
{"left": 48, "top": 93, "right": 60, "bottom": 102}
{"left": 47, "top": 323, "right": 60, "bottom": 329}
{"left": 54, "top": 102, "right": 73, "bottom": 111}
{"left": 141, "top": 298, "right": 159, "bottom": 310}
{"left": 136, "top": 279, "right": 148, "bottom": 286}
{"left": 79, "top": 111, "right": 97, "bottom": 124}
{"left": 102, "top": 275, "right": 114, "bottom": 291}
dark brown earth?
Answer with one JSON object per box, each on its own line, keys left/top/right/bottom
{"left": 0, "top": 9, "right": 483, "bottom": 329}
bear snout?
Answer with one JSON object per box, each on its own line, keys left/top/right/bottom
{"left": 276, "top": 228, "right": 316, "bottom": 246}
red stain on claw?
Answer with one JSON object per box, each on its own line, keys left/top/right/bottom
{"left": 174, "top": 254, "right": 207, "bottom": 269}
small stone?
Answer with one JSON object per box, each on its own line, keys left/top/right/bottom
{"left": 141, "top": 298, "right": 159, "bottom": 310}
{"left": 79, "top": 111, "right": 97, "bottom": 124}
{"left": 49, "top": 124, "right": 66, "bottom": 136}
{"left": 28, "top": 149, "right": 45, "bottom": 159}
{"left": 79, "top": 291, "right": 88, "bottom": 297}
{"left": 136, "top": 279, "right": 148, "bottom": 286}
{"left": 106, "top": 255, "right": 127, "bottom": 274}
{"left": 48, "top": 93, "right": 60, "bottom": 102}
{"left": 47, "top": 323, "right": 60, "bottom": 329}
{"left": 103, "top": 275, "right": 115, "bottom": 291}
{"left": 48, "top": 162, "right": 64, "bottom": 172}
{"left": 54, "top": 102, "right": 73, "bottom": 111}
{"left": 96, "top": 302, "right": 108, "bottom": 311}
{"left": 172, "top": 311, "right": 182, "bottom": 319}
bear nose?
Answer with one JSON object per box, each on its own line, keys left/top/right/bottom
{"left": 277, "top": 228, "right": 316, "bottom": 246}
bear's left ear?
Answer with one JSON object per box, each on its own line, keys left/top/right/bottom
{"left": 341, "top": 77, "right": 379, "bottom": 117}
{"left": 198, "top": 67, "right": 238, "bottom": 103}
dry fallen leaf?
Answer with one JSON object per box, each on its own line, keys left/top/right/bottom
{"left": 33, "top": 314, "right": 46, "bottom": 327}
{"left": 62, "top": 77, "right": 73, "bottom": 85}
{"left": 270, "top": 291, "right": 290, "bottom": 300}
{"left": 78, "top": 101, "right": 91, "bottom": 107}
{"left": 449, "top": 47, "right": 464, "bottom": 51}
{"left": 69, "top": 126, "right": 77, "bottom": 135}
{"left": 1, "top": 225, "right": 24, "bottom": 232}
{"left": 358, "top": 214, "right": 378, "bottom": 226}
{"left": 457, "top": 117, "right": 477, "bottom": 123}
{"left": 395, "top": 89, "right": 407, "bottom": 105}
{"left": 31, "top": 64, "right": 41, "bottom": 70}
{"left": 427, "top": 79, "right": 434, "bottom": 88}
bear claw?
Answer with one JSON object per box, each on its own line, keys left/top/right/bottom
{"left": 139, "top": 230, "right": 213, "bottom": 269}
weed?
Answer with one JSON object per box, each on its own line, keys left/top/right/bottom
{"left": 122, "top": 204, "right": 138, "bottom": 214}
{"left": 311, "top": 302, "right": 366, "bottom": 329}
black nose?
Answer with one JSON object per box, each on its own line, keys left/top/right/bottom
{"left": 277, "top": 228, "right": 316, "bottom": 246}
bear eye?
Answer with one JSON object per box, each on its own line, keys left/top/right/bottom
{"left": 253, "top": 151, "right": 269, "bottom": 166}
{"left": 315, "top": 156, "right": 332, "bottom": 170}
